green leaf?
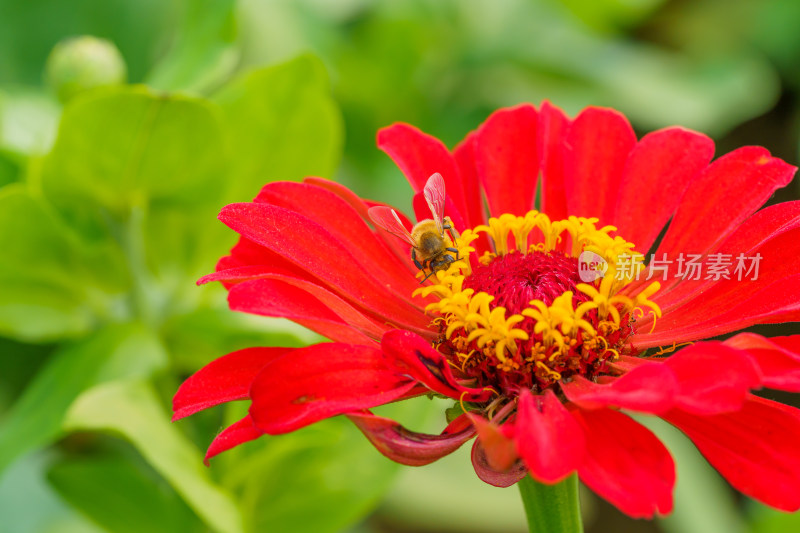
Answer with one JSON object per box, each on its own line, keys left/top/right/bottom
{"left": 0, "top": 323, "right": 166, "bottom": 476}
{"left": 47, "top": 455, "right": 204, "bottom": 533}
{"left": 0, "top": 283, "right": 95, "bottom": 342}
{"left": 146, "top": 0, "right": 239, "bottom": 94}
{"left": 0, "top": 88, "right": 60, "bottom": 154}
{"left": 40, "top": 86, "right": 228, "bottom": 224}
{"left": 0, "top": 452, "right": 104, "bottom": 533}
{"left": 0, "top": 148, "right": 22, "bottom": 188}
{"left": 228, "top": 418, "right": 398, "bottom": 533}
{"left": 555, "top": 0, "right": 666, "bottom": 33}
{"left": 140, "top": 202, "right": 236, "bottom": 285}
{"left": 217, "top": 398, "right": 437, "bottom": 533}
{"left": 750, "top": 501, "right": 800, "bottom": 533}
{"left": 0, "top": 186, "right": 84, "bottom": 288}
{"left": 0, "top": 186, "right": 127, "bottom": 340}
{"left": 0, "top": 187, "right": 91, "bottom": 340}
{"left": 0, "top": 338, "right": 54, "bottom": 413}
{"left": 162, "top": 307, "right": 315, "bottom": 372}
{"left": 63, "top": 379, "right": 244, "bottom": 533}
{"left": 36, "top": 85, "right": 232, "bottom": 295}
{"left": 214, "top": 54, "right": 343, "bottom": 199}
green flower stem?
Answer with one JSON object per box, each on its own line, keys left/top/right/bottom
{"left": 518, "top": 474, "right": 583, "bottom": 533}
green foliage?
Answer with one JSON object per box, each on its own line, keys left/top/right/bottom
{"left": 40, "top": 87, "right": 227, "bottom": 221}
{"left": 47, "top": 455, "right": 204, "bottom": 533}
{"left": 0, "top": 37, "right": 384, "bottom": 532}
{"left": 229, "top": 417, "right": 398, "bottom": 533}
{"left": 0, "top": 0, "right": 176, "bottom": 84}
{"left": 0, "top": 148, "right": 21, "bottom": 187}
{"left": 214, "top": 54, "right": 343, "bottom": 197}
{"left": 0, "top": 323, "right": 166, "bottom": 475}
{"left": 750, "top": 503, "right": 800, "bottom": 533}
{"left": 146, "top": 0, "right": 239, "bottom": 93}
{"left": 554, "top": 0, "right": 667, "bottom": 33}
{"left": 0, "top": 88, "right": 60, "bottom": 154}
{"left": 64, "top": 380, "right": 244, "bottom": 533}
{"left": 0, "top": 452, "right": 105, "bottom": 533}
{"left": 0, "top": 187, "right": 99, "bottom": 340}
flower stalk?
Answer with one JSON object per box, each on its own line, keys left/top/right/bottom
{"left": 518, "top": 474, "right": 583, "bottom": 533}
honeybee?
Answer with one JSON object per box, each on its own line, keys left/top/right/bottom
{"left": 369, "top": 173, "right": 460, "bottom": 282}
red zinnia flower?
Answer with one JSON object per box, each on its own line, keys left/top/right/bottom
{"left": 174, "top": 102, "right": 800, "bottom": 518}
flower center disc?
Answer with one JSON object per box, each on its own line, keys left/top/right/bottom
{"left": 464, "top": 250, "right": 583, "bottom": 310}
{"left": 415, "top": 211, "right": 663, "bottom": 397}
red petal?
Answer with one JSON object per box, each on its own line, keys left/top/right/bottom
{"left": 381, "top": 330, "right": 492, "bottom": 401}
{"left": 608, "top": 354, "right": 654, "bottom": 372}
{"left": 665, "top": 395, "right": 800, "bottom": 511}
{"left": 637, "top": 213, "right": 800, "bottom": 345}
{"left": 662, "top": 342, "right": 761, "bottom": 415}
{"left": 537, "top": 101, "right": 571, "bottom": 220}
{"left": 347, "top": 411, "right": 475, "bottom": 466}
{"left": 218, "top": 202, "right": 429, "bottom": 331}
{"left": 514, "top": 389, "right": 585, "bottom": 483}
{"left": 564, "top": 107, "right": 637, "bottom": 223}
{"left": 648, "top": 200, "right": 800, "bottom": 315}
{"left": 453, "top": 132, "right": 491, "bottom": 236}
{"left": 303, "top": 177, "right": 418, "bottom": 270}
{"left": 249, "top": 343, "right": 416, "bottom": 434}
{"left": 199, "top": 264, "right": 296, "bottom": 286}
{"left": 473, "top": 104, "right": 539, "bottom": 217}
{"left": 204, "top": 415, "right": 263, "bottom": 465}
{"left": 655, "top": 147, "right": 796, "bottom": 262}
{"left": 468, "top": 414, "right": 518, "bottom": 471}
{"left": 573, "top": 408, "right": 675, "bottom": 518}
{"left": 173, "top": 347, "right": 289, "bottom": 421}
{"left": 227, "top": 278, "right": 379, "bottom": 344}
{"left": 612, "top": 128, "right": 714, "bottom": 253}
{"left": 203, "top": 236, "right": 317, "bottom": 288}
{"left": 771, "top": 335, "right": 800, "bottom": 352}
{"left": 471, "top": 439, "right": 528, "bottom": 488}
{"left": 561, "top": 363, "right": 678, "bottom": 414}
{"left": 724, "top": 333, "right": 800, "bottom": 392}
{"left": 303, "top": 177, "right": 372, "bottom": 221}
{"left": 636, "top": 274, "right": 800, "bottom": 349}
{"left": 377, "top": 123, "right": 469, "bottom": 223}
{"left": 256, "top": 181, "right": 420, "bottom": 294}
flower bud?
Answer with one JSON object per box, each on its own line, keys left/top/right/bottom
{"left": 45, "top": 36, "right": 127, "bottom": 103}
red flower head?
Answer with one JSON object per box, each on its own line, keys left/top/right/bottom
{"left": 174, "top": 102, "right": 800, "bottom": 518}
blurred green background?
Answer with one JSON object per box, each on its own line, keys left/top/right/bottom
{"left": 1, "top": 0, "right": 800, "bottom": 532}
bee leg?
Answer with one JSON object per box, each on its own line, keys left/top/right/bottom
{"left": 419, "top": 269, "right": 436, "bottom": 284}
{"left": 411, "top": 248, "right": 424, "bottom": 270}
{"left": 443, "top": 217, "right": 460, "bottom": 243}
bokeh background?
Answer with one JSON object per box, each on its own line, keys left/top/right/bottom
{"left": 1, "top": 0, "right": 800, "bottom": 532}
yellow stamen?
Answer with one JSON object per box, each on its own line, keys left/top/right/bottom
{"left": 651, "top": 341, "right": 694, "bottom": 357}
{"left": 418, "top": 209, "right": 661, "bottom": 376}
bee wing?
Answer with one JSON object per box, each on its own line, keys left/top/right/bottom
{"left": 368, "top": 206, "right": 416, "bottom": 247}
{"left": 423, "top": 172, "right": 446, "bottom": 234}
